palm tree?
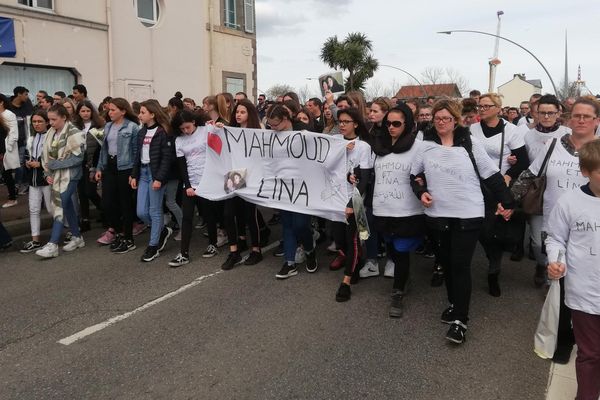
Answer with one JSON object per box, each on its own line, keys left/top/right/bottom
{"left": 320, "top": 32, "right": 379, "bottom": 91}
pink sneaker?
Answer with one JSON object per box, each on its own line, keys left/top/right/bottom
{"left": 97, "top": 229, "right": 116, "bottom": 245}
{"left": 132, "top": 222, "right": 147, "bottom": 236}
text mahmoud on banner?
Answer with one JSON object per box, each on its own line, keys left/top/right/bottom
{"left": 196, "top": 126, "right": 349, "bottom": 222}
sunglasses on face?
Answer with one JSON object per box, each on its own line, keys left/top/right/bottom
{"left": 386, "top": 120, "right": 403, "bottom": 128}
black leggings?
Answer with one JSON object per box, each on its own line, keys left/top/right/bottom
{"left": 78, "top": 165, "right": 102, "bottom": 221}
{"left": 223, "top": 197, "right": 266, "bottom": 248}
{"left": 331, "top": 218, "right": 360, "bottom": 278}
{"left": 180, "top": 194, "right": 219, "bottom": 255}
{"left": 102, "top": 161, "right": 133, "bottom": 240}
{"left": 428, "top": 218, "right": 482, "bottom": 324}
{"left": 388, "top": 243, "right": 410, "bottom": 291}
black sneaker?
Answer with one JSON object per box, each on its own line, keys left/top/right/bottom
{"left": 0, "top": 241, "right": 12, "bottom": 251}
{"left": 510, "top": 244, "right": 524, "bottom": 262}
{"left": 445, "top": 321, "right": 467, "bottom": 344}
{"left": 305, "top": 250, "right": 318, "bottom": 273}
{"left": 20, "top": 240, "right": 41, "bottom": 253}
{"left": 110, "top": 234, "right": 123, "bottom": 252}
{"left": 169, "top": 253, "right": 190, "bottom": 268}
{"left": 113, "top": 239, "right": 136, "bottom": 254}
{"left": 431, "top": 262, "right": 445, "bottom": 287}
{"left": 415, "top": 244, "right": 425, "bottom": 255}
{"left": 63, "top": 231, "right": 73, "bottom": 244}
{"left": 158, "top": 226, "right": 173, "bottom": 252}
{"left": 276, "top": 263, "right": 297, "bottom": 279}
{"left": 273, "top": 241, "right": 284, "bottom": 257}
{"left": 423, "top": 251, "right": 435, "bottom": 259}
{"left": 141, "top": 246, "right": 160, "bottom": 262}
{"left": 244, "top": 251, "right": 263, "bottom": 265}
{"left": 221, "top": 252, "right": 242, "bottom": 270}
{"left": 552, "top": 344, "right": 574, "bottom": 364}
{"left": 335, "top": 283, "right": 351, "bottom": 302}
{"left": 259, "top": 227, "right": 271, "bottom": 248}
{"left": 389, "top": 289, "right": 404, "bottom": 318}
{"left": 202, "top": 244, "right": 218, "bottom": 258}
{"left": 441, "top": 305, "right": 455, "bottom": 324}
{"left": 267, "top": 213, "right": 281, "bottom": 226}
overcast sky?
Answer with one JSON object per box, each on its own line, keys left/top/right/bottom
{"left": 255, "top": 0, "right": 600, "bottom": 99}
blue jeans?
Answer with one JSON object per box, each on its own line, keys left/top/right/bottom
{"left": 280, "top": 210, "right": 313, "bottom": 263}
{"left": 50, "top": 180, "right": 80, "bottom": 243}
{"left": 136, "top": 166, "right": 166, "bottom": 246}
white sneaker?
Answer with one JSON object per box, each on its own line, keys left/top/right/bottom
{"left": 36, "top": 242, "right": 59, "bottom": 258}
{"left": 63, "top": 236, "right": 85, "bottom": 252}
{"left": 216, "top": 232, "right": 228, "bottom": 247}
{"left": 295, "top": 246, "right": 306, "bottom": 264}
{"left": 384, "top": 258, "right": 395, "bottom": 278}
{"left": 359, "top": 259, "right": 380, "bottom": 278}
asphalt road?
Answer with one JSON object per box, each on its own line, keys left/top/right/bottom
{"left": 0, "top": 220, "right": 550, "bottom": 400}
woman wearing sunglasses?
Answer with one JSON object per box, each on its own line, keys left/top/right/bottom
{"left": 372, "top": 103, "right": 424, "bottom": 317}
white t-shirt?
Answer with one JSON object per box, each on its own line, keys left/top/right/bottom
{"left": 529, "top": 138, "right": 588, "bottom": 230}
{"left": 470, "top": 121, "right": 524, "bottom": 174}
{"left": 175, "top": 126, "right": 207, "bottom": 189}
{"left": 411, "top": 136, "right": 499, "bottom": 219}
{"left": 141, "top": 126, "right": 158, "bottom": 164}
{"left": 524, "top": 126, "right": 570, "bottom": 163}
{"left": 545, "top": 188, "right": 600, "bottom": 315}
{"left": 342, "top": 137, "right": 373, "bottom": 201}
{"left": 373, "top": 141, "right": 424, "bottom": 217}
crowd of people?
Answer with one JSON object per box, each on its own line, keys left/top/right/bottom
{"left": 1, "top": 83, "right": 599, "bottom": 399}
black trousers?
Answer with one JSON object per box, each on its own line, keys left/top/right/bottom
{"left": 102, "top": 159, "right": 133, "bottom": 240}
{"left": 223, "top": 197, "right": 265, "bottom": 248}
{"left": 331, "top": 218, "right": 361, "bottom": 278}
{"left": 2, "top": 169, "right": 16, "bottom": 200}
{"left": 388, "top": 244, "right": 410, "bottom": 291}
{"left": 78, "top": 165, "right": 102, "bottom": 221}
{"left": 428, "top": 217, "right": 482, "bottom": 324}
{"left": 180, "top": 194, "right": 219, "bottom": 255}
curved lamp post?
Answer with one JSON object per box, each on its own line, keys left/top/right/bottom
{"left": 437, "top": 30, "right": 558, "bottom": 95}
{"left": 379, "top": 64, "right": 428, "bottom": 98}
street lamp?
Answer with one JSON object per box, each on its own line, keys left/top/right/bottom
{"left": 379, "top": 64, "right": 428, "bottom": 97}
{"left": 437, "top": 30, "right": 558, "bottom": 95}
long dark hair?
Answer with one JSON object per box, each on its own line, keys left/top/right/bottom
{"left": 109, "top": 98, "right": 139, "bottom": 125}
{"left": 141, "top": 99, "right": 172, "bottom": 135}
{"left": 171, "top": 110, "right": 210, "bottom": 136}
{"left": 73, "top": 100, "right": 105, "bottom": 130}
{"left": 337, "top": 107, "right": 368, "bottom": 139}
{"left": 229, "top": 99, "right": 261, "bottom": 129}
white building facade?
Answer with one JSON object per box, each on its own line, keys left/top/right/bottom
{"left": 497, "top": 74, "right": 542, "bottom": 107}
{"left": 0, "top": 0, "right": 257, "bottom": 104}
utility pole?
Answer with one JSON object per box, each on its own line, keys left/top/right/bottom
{"left": 488, "top": 10, "right": 504, "bottom": 93}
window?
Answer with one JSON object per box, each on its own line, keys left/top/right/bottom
{"left": 244, "top": 0, "right": 254, "bottom": 33}
{"left": 17, "top": 0, "right": 53, "bottom": 10}
{"left": 224, "top": 0, "right": 237, "bottom": 29}
{"left": 225, "top": 76, "right": 245, "bottom": 95}
{"left": 136, "top": 0, "right": 160, "bottom": 27}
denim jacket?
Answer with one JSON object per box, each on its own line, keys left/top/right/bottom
{"left": 96, "top": 119, "right": 139, "bottom": 171}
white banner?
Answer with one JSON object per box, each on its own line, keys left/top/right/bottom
{"left": 196, "top": 126, "right": 349, "bottom": 222}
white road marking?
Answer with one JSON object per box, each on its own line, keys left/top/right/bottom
{"left": 58, "top": 270, "right": 223, "bottom": 345}
{"left": 58, "top": 240, "right": 281, "bottom": 346}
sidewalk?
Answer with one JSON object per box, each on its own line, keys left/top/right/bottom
{"left": 546, "top": 348, "right": 578, "bottom": 400}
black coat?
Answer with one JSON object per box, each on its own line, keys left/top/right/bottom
{"left": 131, "top": 125, "right": 173, "bottom": 184}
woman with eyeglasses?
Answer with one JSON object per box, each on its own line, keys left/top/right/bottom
{"left": 410, "top": 99, "right": 514, "bottom": 344}
{"left": 372, "top": 103, "right": 424, "bottom": 317}
{"left": 333, "top": 108, "right": 374, "bottom": 302}
{"left": 518, "top": 95, "right": 571, "bottom": 286}
{"left": 512, "top": 96, "right": 600, "bottom": 363}
{"left": 469, "top": 93, "right": 529, "bottom": 297}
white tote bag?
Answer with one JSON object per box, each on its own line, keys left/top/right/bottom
{"left": 533, "top": 279, "right": 560, "bottom": 359}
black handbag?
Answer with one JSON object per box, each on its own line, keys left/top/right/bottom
{"left": 521, "top": 138, "right": 557, "bottom": 215}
